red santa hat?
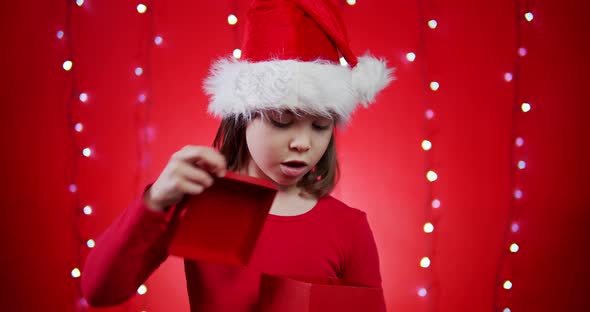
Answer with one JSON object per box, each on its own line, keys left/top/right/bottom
{"left": 204, "top": 0, "right": 394, "bottom": 123}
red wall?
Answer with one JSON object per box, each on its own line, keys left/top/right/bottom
{"left": 2, "top": 0, "right": 589, "bottom": 311}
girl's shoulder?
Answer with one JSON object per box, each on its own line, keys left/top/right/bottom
{"left": 318, "top": 195, "right": 368, "bottom": 222}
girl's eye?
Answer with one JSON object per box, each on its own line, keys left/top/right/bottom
{"left": 270, "top": 119, "right": 292, "bottom": 128}
{"left": 313, "top": 123, "right": 331, "bottom": 131}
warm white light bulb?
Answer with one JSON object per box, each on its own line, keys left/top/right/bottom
{"left": 515, "top": 137, "right": 524, "bottom": 147}
{"left": 521, "top": 102, "right": 531, "bottom": 112}
{"left": 425, "top": 109, "right": 435, "bottom": 120}
{"left": 346, "top": 0, "right": 356, "bottom": 5}
{"left": 135, "top": 67, "right": 143, "bottom": 76}
{"left": 82, "top": 147, "right": 92, "bottom": 157}
{"left": 509, "top": 243, "right": 519, "bottom": 253}
{"left": 137, "top": 4, "right": 147, "bottom": 14}
{"left": 227, "top": 14, "right": 238, "bottom": 25}
{"left": 426, "top": 170, "right": 438, "bottom": 182}
{"left": 56, "top": 30, "right": 64, "bottom": 39}
{"left": 432, "top": 199, "right": 441, "bottom": 209}
{"left": 503, "top": 308, "right": 512, "bottom": 312}
{"left": 518, "top": 47, "right": 527, "bottom": 57}
{"left": 524, "top": 12, "right": 534, "bottom": 22}
{"left": 79, "top": 93, "right": 88, "bottom": 103}
{"left": 154, "top": 36, "right": 163, "bottom": 45}
{"left": 429, "top": 81, "right": 440, "bottom": 91}
{"left": 86, "top": 239, "right": 95, "bottom": 248}
{"left": 74, "top": 123, "right": 83, "bottom": 132}
{"left": 511, "top": 222, "right": 519, "bottom": 233}
{"left": 423, "top": 222, "right": 434, "bottom": 233}
{"left": 503, "top": 280, "right": 513, "bottom": 290}
{"left": 418, "top": 287, "right": 428, "bottom": 297}
{"left": 514, "top": 189, "right": 523, "bottom": 199}
{"left": 138, "top": 93, "right": 146, "bottom": 103}
{"left": 137, "top": 284, "right": 148, "bottom": 295}
{"left": 428, "top": 19, "right": 438, "bottom": 29}
{"left": 63, "top": 60, "right": 73, "bottom": 71}
{"left": 421, "top": 140, "right": 432, "bottom": 151}
{"left": 71, "top": 268, "right": 81, "bottom": 278}
{"left": 406, "top": 52, "right": 416, "bottom": 62}
{"left": 420, "top": 257, "right": 431, "bottom": 268}
{"left": 517, "top": 160, "right": 526, "bottom": 169}
{"left": 83, "top": 205, "right": 93, "bottom": 215}
{"left": 69, "top": 184, "right": 77, "bottom": 193}
{"left": 76, "top": 0, "right": 84, "bottom": 7}
{"left": 233, "top": 48, "right": 242, "bottom": 59}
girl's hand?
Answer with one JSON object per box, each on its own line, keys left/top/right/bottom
{"left": 143, "top": 145, "right": 227, "bottom": 212}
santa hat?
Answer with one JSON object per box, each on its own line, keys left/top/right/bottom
{"left": 203, "top": 0, "right": 394, "bottom": 123}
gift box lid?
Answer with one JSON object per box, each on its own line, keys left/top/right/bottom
{"left": 169, "top": 171, "right": 277, "bottom": 266}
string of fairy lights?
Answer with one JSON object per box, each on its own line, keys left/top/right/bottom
{"left": 493, "top": 1, "right": 535, "bottom": 311}
{"left": 62, "top": 1, "right": 155, "bottom": 310}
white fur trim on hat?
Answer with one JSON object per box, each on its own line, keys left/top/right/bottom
{"left": 203, "top": 54, "right": 394, "bottom": 123}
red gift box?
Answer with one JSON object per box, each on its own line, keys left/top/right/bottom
{"left": 257, "top": 274, "right": 386, "bottom": 312}
{"left": 168, "top": 171, "right": 277, "bottom": 266}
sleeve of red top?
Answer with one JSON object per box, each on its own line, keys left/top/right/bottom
{"left": 341, "top": 211, "right": 387, "bottom": 311}
{"left": 81, "top": 191, "right": 180, "bottom": 306}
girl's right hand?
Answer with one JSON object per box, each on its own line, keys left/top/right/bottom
{"left": 143, "top": 145, "right": 227, "bottom": 212}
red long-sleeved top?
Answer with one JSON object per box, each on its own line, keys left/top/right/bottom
{"left": 81, "top": 192, "right": 384, "bottom": 311}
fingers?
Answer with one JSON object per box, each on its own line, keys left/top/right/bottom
{"left": 175, "top": 161, "right": 215, "bottom": 188}
{"left": 172, "top": 145, "right": 227, "bottom": 177}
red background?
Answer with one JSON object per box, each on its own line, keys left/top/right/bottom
{"left": 2, "top": 0, "right": 589, "bottom": 311}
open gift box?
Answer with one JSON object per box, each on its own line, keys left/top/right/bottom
{"left": 257, "top": 274, "right": 386, "bottom": 312}
{"left": 168, "top": 171, "right": 277, "bottom": 266}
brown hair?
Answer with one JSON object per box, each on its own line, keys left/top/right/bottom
{"left": 212, "top": 115, "right": 339, "bottom": 198}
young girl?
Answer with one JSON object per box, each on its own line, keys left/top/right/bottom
{"left": 81, "top": 0, "right": 393, "bottom": 310}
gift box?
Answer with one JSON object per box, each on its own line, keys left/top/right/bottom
{"left": 257, "top": 274, "right": 386, "bottom": 312}
{"left": 169, "top": 171, "right": 277, "bottom": 266}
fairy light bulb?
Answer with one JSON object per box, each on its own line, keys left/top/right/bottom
{"left": 515, "top": 137, "right": 524, "bottom": 147}
{"left": 509, "top": 243, "right": 519, "bottom": 253}
{"left": 346, "top": 0, "right": 356, "bottom": 5}
{"left": 79, "top": 93, "right": 88, "bottom": 103}
{"left": 423, "top": 222, "right": 434, "bottom": 233}
{"left": 524, "top": 12, "right": 534, "bottom": 22}
{"left": 227, "top": 14, "right": 238, "bottom": 25}
{"left": 514, "top": 189, "right": 523, "bottom": 199}
{"left": 82, "top": 147, "right": 92, "bottom": 157}
{"left": 62, "top": 60, "right": 73, "bottom": 71}
{"left": 418, "top": 287, "right": 428, "bottom": 297}
{"left": 86, "top": 239, "right": 95, "bottom": 248}
{"left": 421, "top": 140, "right": 432, "bottom": 151}
{"left": 135, "top": 67, "right": 143, "bottom": 76}
{"left": 429, "top": 81, "right": 440, "bottom": 91}
{"left": 521, "top": 102, "right": 531, "bottom": 112}
{"left": 137, "top": 284, "right": 148, "bottom": 295}
{"left": 154, "top": 36, "right": 163, "bottom": 45}
{"left": 504, "top": 72, "right": 513, "bottom": 82}
{"left": 503, "top": 280, "right": 513, "bottom": 290}
{"left": 56, "top": 30, "right": 64, "bottom": 39}
{"left": 406, "top": 52, "right": 416, "bottom": 62}
{"left": 511, "top": 222, "right": 520, "bottom": 233}
{"left": 69, "top": 184, "right": 77, "bottom": 193}
{"left": 71, "top": 268, "right": 81, "bottom": 278}
{"left": 432, "top": 199, "right": 441, "bottom": 209}
{"left": 420, "top": 257, "right": 431, "bottom": 268}
{"left": 233, "top": 49, "right": 242, "bottom": 59}
{"left": 425, "top": 109, "right": 435, "bottom": 120}
{"left": 503, "top": 308, "right": 512, "bottom": 312}
{"left": 76, "top": 0, "right": 84, "bottom": 7}
{"left": 137, "top": 4, "right": 147, "bottom": 14}
{"left": 517, "top": 160, "right": 526, "bottom": 169}
{"left": 74, "top": 122, "right": 83, "bottom": 132}
{"left": 518, "top": 47, "right": 527, "bottom": 57}
{"left": 83, "top": 205, "right": 93, "bottom": 215}
{"left": 426, "top": 170, "right": 438, "bottom": 182}
{"left": 427, "top": 19, "right": 437, "bottom": 29}
{"left": 138, "top": 93, "right": 147, "bottom": 103}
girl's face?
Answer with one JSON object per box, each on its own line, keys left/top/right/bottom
{"left": 244, "top": 110, "right": 334, "bottom": 189}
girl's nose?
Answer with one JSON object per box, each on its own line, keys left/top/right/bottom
{"left": 289, "top": 132, "right": 311, "bottom": 152}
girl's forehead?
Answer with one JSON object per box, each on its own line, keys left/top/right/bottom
{"left": 262, "top": 109, "right": 336, "bottom": 120}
